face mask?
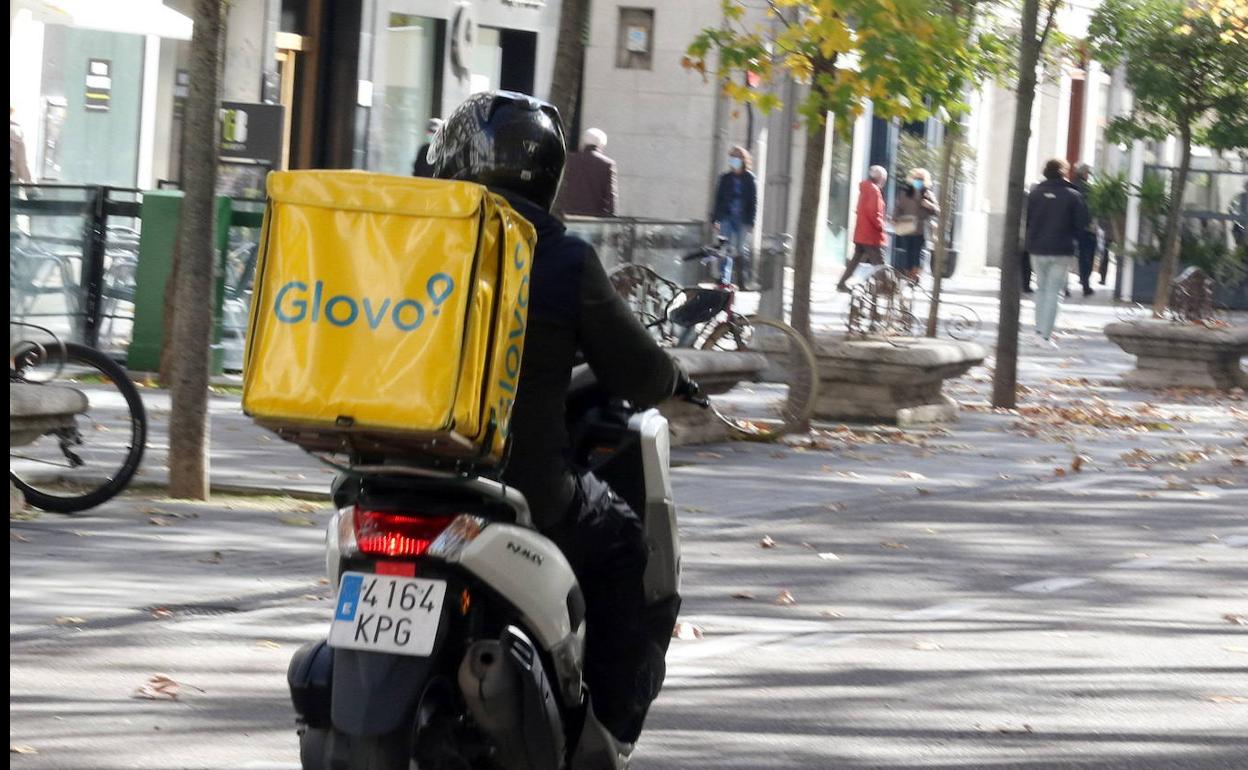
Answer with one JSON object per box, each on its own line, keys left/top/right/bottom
{"left": 912, "top": 180, "right": 924, "bottom": 191}
{"left": 728, "top": 157, "right": 744, "bottom": 171}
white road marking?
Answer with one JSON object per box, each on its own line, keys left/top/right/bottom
{"left": 1111, "top": 555, "right": 1176, "bottom": 569}
{"left": 893, "top": 601, "right": 987, "bottom": 621}
{"left": 1011, "top": 577, "right": 1093, "bottom": 593}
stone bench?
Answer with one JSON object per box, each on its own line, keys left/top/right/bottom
{"left": 662, "top": 348, "right": 769, "bottom": 445}
{"left": 10, "top": 382, "right": 89, "bottom": 513}
{"left": 1104, "top": 320, "right": 1248, "bottom": 390}
{"left": 813, "top": 335, "right": 986, "bottom": 426}
{"left": 10, "top": 383, "right": 89, "bottom": 448}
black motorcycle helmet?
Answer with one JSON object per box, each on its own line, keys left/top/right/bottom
{"left": 429, "top": 91, "right": 566, "bottom": 211}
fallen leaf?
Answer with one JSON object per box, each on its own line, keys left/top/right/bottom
{"left": 824, "top": 502, "right": 847, "bottom": 512}
{"left": 774, "top": 590, "right": 797, "bottom": 606}
{"left": 10, "top": 532, "right": 29, "bottom": 542}
{"left": 880, "top": 541, "right": 909, "bottom": 550}
{"left": 197, "top": 551, "right": 224, "bottom": 564}
{"left": 1206, "top": 695, "right": 1248, "bottom": 704}
{"left": 730, "top": 591, "right": 756, "bottom": 600}
{"left": 820, "top": 610, "right": 843, "bottom": 619}
{"left": 133, "top": 675, "right": 180, "bottom": 701}
{"left": 54, "top": 616, "right": 86, "bottom": 626}
{"left": 1223, "top": 613, "right": 1248, "bottom": 626}
{"left": 255, "top": 640, "right": 282, "bottom": 650}
{"left": 1071, "top": 455, "right": 1089, "bottom": 473}
{"left": 895, "top": 471, "right": 926, "bottom": 480}
{"left": 300, "top": 594, "right": 323, "bottom": 601}
{"left": 759, "top": 536, "right": 777, "bottom": 549}
{"left": 817, "top": 552, "right": 840, "bottom": 561}
{"left": 10, "top": 745, "right": 38, "bottom": 754}
{"left": 912, "top": 640, "right": 942, "bottom": 651}
{"left": 916, "top": 488, "right": 933, "bottom": 496}
{"left": 317, "top": 578, "right": 331, "bottom": 585}
{"left": 151, "top": 608, "right": 174, "bottom": 619}
{"left": 149, "top": 516, "right": 172, "bottom": 527}
{"left": 278, "top": 513, "right": 315, "bottom": 527}
{"left": 671, "top": 622, "right": 704, "bottom": 640}
{"left": 1053, "top": 467, "right": 1067, "bottom": 477}
{"left": 696, "top": 452, "right": 724, "bottom": 460}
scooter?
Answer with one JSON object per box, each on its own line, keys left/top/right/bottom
{"left": 287, "top": 368, "right": 698, "bottom": 769}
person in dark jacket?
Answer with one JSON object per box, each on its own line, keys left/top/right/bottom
{"left": 711, "top": 146, "right": 758, "bottom": 288}
{"left": 432, "top": 92, "right": 696, "bottom": 757}
{"left": 1026, "top": 158, "right": 1091, "bottom": 345}
{"left": 1073, "top": 163, "right": 1098, "bottom": 295}
{"left": 411, "top": 118, "right": 443, "bottom": 177}
{"left": 554, "top": 128, "right": 618, "bottom": 217}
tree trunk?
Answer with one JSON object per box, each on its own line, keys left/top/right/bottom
{"left": 990, "top": 0, "right": 1044, "bottom": 409}
{"left": 167, "top": 0, "right": 225, "bottom": 500}
{"left": 548, "top": 0, "right": 589, "bottom": 129}
{"left": 1151, "top": 127, "right": 1193, "bottom": 316}
{"left": 789, "top": 56, "right": 835, "bottom": 342}
{"left": 925, "top": 124, "right": 960, "bottom": 337}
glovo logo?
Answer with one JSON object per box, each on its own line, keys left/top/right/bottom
{"left": 494, "top": 242, "right": 529, "bottom": 430}
{"left": 273, "top": 273, "right": 456, "bottom": 332}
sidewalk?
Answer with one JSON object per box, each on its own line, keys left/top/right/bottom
{"left": 9, "top": 270, "right": 1247, "bottom": 768}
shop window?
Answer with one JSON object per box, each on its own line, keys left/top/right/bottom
{"left": 371, "top": 13, "right": 444, "bottom": 176}
{"left": 616, "top": 8, "right": 654, "bottom": 70}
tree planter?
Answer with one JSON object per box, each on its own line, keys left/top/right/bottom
{"left": 1104, "top": 320, "right": 1248, "bottom": 390}
{"left": 813, "top": 336, "right": 986, "bottom": 426}
{"left": 1130, "top": 260, "right": 1248, "bottom": 311}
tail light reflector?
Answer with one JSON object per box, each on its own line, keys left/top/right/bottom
{"left": 353, "top": 508, "right": 457, "bottom": 558}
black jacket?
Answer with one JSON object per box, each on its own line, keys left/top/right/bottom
{"left": 499, "top": 193, "right": 680, "bottom": 529}
{"left": 412, "top": 143, "right": 435, "bottom": 177}
{"left": 712, "top": 171, "right": 757, "bottom": 226}
{"left": 1025, "top": 178, "right": 1090, "bottom": 257}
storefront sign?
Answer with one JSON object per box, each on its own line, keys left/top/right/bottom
{"left": 85, "top": 59, "right": 112, "bottom": 112}
{"left": 218, "top": 102, "right": 285, "bottom": 168}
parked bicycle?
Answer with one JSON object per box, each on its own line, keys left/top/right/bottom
{"left": 609, "top": 239, "right": 818, "bottom": 439}
{"left": 9, "top": 323, "right": 147, "bottom": 512}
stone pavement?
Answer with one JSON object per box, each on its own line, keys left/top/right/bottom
{"left": 9, "top": 270, "right": 1248, "bottom": 768}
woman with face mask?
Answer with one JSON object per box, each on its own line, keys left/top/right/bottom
{"left": 892, "top": 168, "right": 940, "bottom": 282}
{"left": 711, "top": 146, "right": 759, "bottom": 288}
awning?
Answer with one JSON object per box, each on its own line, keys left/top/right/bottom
{"left": 11, "top": 0, "right": 193, "bottom": 40}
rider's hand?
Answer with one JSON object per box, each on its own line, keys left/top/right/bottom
{"left": 675, "top": 371, "right": 708, "bottom": 407}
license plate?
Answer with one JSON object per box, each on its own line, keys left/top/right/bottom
{"left": 328, "top": 572, "right": 446, "bottom": 656}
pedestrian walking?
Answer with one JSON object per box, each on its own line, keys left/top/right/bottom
{"left": 711, "top": 146, "right": 758, "bottom": 287}
{"left": 837, "top": 165, "right": 889, "bottom": 292}
{"left": 411, "top": 118, "right": 443, "bottom": 178}
{"left": 1026, "top": 158, "right": 1091, "bottom": 346}
{"left": 1073, "top": 163, "right": 1099, "bottom": 295}
{"left": 892, "top": 167, "right": 939, "bottom": 281}
{"left": 555, "top": 127, "right": 619, "bottom": 218}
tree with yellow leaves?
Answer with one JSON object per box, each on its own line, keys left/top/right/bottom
{"left": 686, "top": 0, "right": 1001, "bottom": 341}
{"left": 1090, "top": 0, "right": 1248, "bottom": 315}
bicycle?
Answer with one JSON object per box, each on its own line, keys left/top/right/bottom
{"left": 608, "top": 240, "right": 818, "bottom": 439}
{"left": 9, "top": 323, "right": 147, "bottom": 512}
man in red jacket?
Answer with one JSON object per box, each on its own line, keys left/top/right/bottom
{"left": 837, "top": 165, "right": 889, "bottom": 292}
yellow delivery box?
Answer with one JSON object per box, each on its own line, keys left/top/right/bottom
{"left": 243, "top": 171, "right": 536, "bottom": 464}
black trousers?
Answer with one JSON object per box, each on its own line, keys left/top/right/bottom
{"left": 544, "top": 473, "right": 679, "bottom": 745}
{"left": 1077, "top": 230, "right": 1098, "bottom": 289}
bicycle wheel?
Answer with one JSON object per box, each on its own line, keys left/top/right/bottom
{"left": 10, "top": 342, "right": 147, "bottom": 513}
{"left": 701, "top": 316, "right": 819, "bottom": 439}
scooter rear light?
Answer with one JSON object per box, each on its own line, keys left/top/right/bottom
{"left": 353, "top": 509, "right": 458, "bottom": 558}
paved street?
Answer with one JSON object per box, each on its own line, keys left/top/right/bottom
{"left": 10, "top": 274, "right": 1248, "bottom": 769}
